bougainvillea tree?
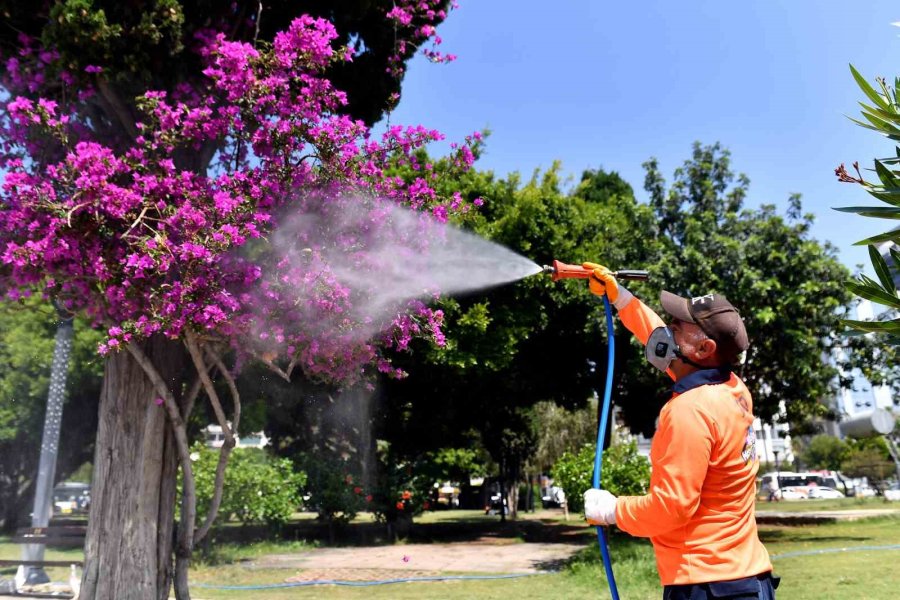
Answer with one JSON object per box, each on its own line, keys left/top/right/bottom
{"left": 0, "top": 2, "right": 471, "bottom": 598}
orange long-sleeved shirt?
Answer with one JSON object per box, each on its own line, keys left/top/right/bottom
{"left": 612, "top": 294, "right": 772, "bottom": 585}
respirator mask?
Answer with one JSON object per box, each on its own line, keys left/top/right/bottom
{"left": 645, "top": 326, "right": 680, "bottom": 372}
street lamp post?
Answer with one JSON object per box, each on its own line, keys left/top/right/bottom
{"left": 22, "top": 307, "right": 75, "bottom": 584}
{"left": 773, "top": 451, "right": 781, "bottom": 492}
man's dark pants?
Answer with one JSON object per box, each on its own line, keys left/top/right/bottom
{"left": 663, "top": 572, "right": 779, "bottom": 600}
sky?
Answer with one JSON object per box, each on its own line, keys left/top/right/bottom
{"left": 380, "top": 0, "right": 900, "bottom": 275}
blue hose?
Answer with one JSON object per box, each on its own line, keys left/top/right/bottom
{"left": 593, "top": 295, "right": 620, "bottom": 599}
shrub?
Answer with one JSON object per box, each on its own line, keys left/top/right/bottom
{"left": 552, "top": 439, "right": 650, "bottom": 512}
{"left": 191, "top": 444, "right": 305, "bottom": 527}
{"left": 298, "top": 452, "right": 369, "bottom": 526}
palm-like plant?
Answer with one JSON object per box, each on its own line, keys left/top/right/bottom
{"left": 836, "top": 66, "right": 900, "bottom": 334}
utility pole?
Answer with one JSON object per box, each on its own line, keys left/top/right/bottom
{"left": 22, "top": 306, "right": 74, "bottom": 584}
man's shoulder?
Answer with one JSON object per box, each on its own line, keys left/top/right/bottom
{"left": 665, "top": 389, "right": 717, "bottom": 420}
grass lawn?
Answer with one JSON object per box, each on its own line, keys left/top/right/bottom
{"left": 2, "top": 511, "right": 899, "bottom": 599}
{"left": 755, "top": 496, "right": 900, "bottom": 512}
{"left": 185, "top": 514, "right": 900, "bottom": 600}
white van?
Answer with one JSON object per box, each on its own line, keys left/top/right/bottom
{"left": 759, "top": 471, "right": 845, "bottom": 501}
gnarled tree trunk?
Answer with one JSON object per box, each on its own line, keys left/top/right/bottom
{"left": 80, "top": 336, "right": 185, "bottom": 600}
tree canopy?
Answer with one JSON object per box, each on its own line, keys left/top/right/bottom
{"left": 0, "top": 0, "right": 455, "bottom": 126}
{"left": 0, "top": 3, "right": 467, "bottom": 597}
{"left": 374, "top": 142, "right": 856, "bottom": 475}
{"left": 0, "top": 299, "right": 104, "bottom": 532}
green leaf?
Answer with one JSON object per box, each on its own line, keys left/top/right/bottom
{"left": 851, "top": 64, "right": 890, "bottom": 111}
{"left": 834, "top": 206, "right": 900, "bottom": 219}
{"left": 859, "top": 102, "right": 900, "bottom": 122}
{"left": 867, "top": 189, "right": 900, "bottom": 206}
{"left": 861, "top": 110, "right": 900, "bottom": 136}
{"left": 846, "top": 279, "right": 900, "bottom": 309}
{"left": 852, "top": 230, "right": 900, "bottom": 246}
{"left": 847, "top": 116, "right": 887, "bottom": 133}
{"left": 869, "top": 244, "right": 896, "bottom": 292}
{"left": 842, "top": 318, "right": 900, "bottom": 334}
{"left": 859, "top": 273, "right": 885, "bottom": 289}
{"left": 875, "top": 160, "right": 900, "bottom": 188}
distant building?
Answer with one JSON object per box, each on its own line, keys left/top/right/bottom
{"left": 824, "top": 295, "right": 898, "bottom": 440}
{"left": 753, "top": 406, "right": 794, "bottom": 468}
{"left": 833, "top": 299, "right": 894, "bottom": 416}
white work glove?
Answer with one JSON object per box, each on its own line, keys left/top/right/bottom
{"left": 584, "top": 488, "right": 617, "bottom": 525}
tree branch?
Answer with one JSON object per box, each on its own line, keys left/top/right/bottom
{"left": 184, "top": 330, "right": 237, "bottom": 545}
{"left": 193, "top": 347, "right": 242, "bottom": 544}
{"left": 252, "top": 350, "right": 292, "bottom": 381}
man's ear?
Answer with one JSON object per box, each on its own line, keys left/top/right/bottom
{"left": 697, "top": 338, "right": 718, "bottom": 360}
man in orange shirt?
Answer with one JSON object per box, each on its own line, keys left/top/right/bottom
{"left": 582, "top": 264, "right": 778, "bottom": 600}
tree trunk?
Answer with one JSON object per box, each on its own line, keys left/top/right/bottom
{"left": 507, "top": 474, "right": 519, "bottom": 520}
{"left": 80, "top": 336, "right": 185, "bottom": 600}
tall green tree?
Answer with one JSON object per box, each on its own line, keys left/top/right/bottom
{"left": 528, "top": 400, "right": 597, "bottom": 474}
{"left": 619, "top": 143, "right": 853, "bottom": 434}
{"left": 799, "top": 434, "right": 850, "bottom": 471}
{"left": 0, "top": 299, "right": 104, "bottom": 532}
{"left": 379, "top": 162, "right": 656, "bottom": 516}
{"left": 0, "top": 4, "right": 462, "bottom": 597}
{"left": 0, "top": 0, "right": 451, "bottom": 126}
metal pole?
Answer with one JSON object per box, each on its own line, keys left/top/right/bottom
{"left": 22, "top": 309, "right": 74, "bottom": 584}
{"left": 773, "top": 451, "right": 781, "bottom": 493}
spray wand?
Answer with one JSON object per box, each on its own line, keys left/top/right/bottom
{"left": 544, "top": 260, "right": 648, "bottom": 600}
{"left": 542, "top": 259, "right": 648, "bottom": 283}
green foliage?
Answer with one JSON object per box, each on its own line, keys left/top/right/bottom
{"left": 528, "top": 400, "right": 598, "bottom": 472}
{"left": 297, "top": 452, "right": 369, "bottom": 526}
{"left": 800, "top": 435, "right": 850, "bottom": 471}
{"left": 369, "top": 443, "right": 433, "bottom": 526}
{"left": 369, "top": 441, "right": 489, "bottom": 527}
{"left": 0, "top": 298, "right": 104, "bottom": 530}
{"left": 379, "top": 140, "right": 850, "bottom": 495}
{"left": 0, "top": 1, "right": 450, "bottom": 125}
{"left": 381, "top": 159, "right": 656, "bottom": 497}
{"left": 190, "top": 444, "right": 305, "bottom": 527}
{"left": 631, "top": 144, "right": 852, "bottom": 431}
{"left": 838, "top": 66, "right": 900, "bottom": 336}
{"left": 841, "top": 446, "right": 895, "bottom": 491}
{"left": 426, "top": 446, "right": 489, "bottom": 481}
{"left": 551, "top": 439, "right": 650, "bottom": 512}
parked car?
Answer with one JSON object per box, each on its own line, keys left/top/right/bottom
{"left": 807, "top": 486, "right": 845, "bottom": 500}
{"left": 541, "top": 485, "right": 566, "bottom": 509}
{"left": 778, "top": 487, "right": 808, "bottom": 500}
{"left": 851, "top": 486, "right": 878, "bottom": 498}
{"left": 52, "top": 482, "right": 90, "bottom": 515}
{"left": 885, "top": 484, "right": 900, "bottom": 502}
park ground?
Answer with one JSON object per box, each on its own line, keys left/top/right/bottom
{"left": 1, "top": 500, "right": 899, "bottom": 600}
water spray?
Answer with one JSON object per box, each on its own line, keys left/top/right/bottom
{"left": 546, "top": 260, "right": 649, "bottom": 600}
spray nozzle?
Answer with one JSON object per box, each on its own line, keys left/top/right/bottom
{"left": 543, "top": 260, "right": 649, "bottom": 282}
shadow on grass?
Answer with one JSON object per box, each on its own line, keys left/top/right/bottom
{"left": 758, "top": 529, "right": 872, "bottom": 544}
{"left": 192, "top": 512, "right": 599, "bottom": 566}
{"left": 547, "top": 528, "right": 652, "bottom": 572}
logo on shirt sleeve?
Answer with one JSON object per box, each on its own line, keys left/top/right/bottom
{"left": 741, "top": 426, "right": 757, "bottom": 463}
